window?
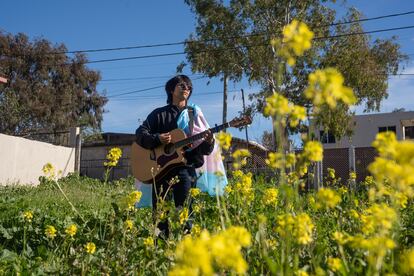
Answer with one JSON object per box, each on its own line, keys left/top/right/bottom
{"left": 405, "top": 126, "right": 414, "bottom": 140}
{"left": 320, "top": 130, "right": 336, "bottom": 144}
{"left": 378, "top": 126, "right": 396, "bottom": 134}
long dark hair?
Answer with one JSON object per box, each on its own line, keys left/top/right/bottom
{"left": 165, "top": 75, "right": 193, "bottom": 104}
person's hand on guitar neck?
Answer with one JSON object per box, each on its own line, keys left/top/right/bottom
{"left": 159, "top": 132, "right": 171, "bottom": 144}
{"left": 203, "top": 130, "right": 214, "bottom": 144}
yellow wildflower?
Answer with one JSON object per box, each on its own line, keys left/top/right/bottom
{"left": 193, "top": 204, "right": 201, "bottom": 214}
{"left": 349, "top": 209, "right": 360, "bottom": 219}
{"left": 301, "top": 141, "right": 323, "bottom": 162}
{"left": 264, "top": 93, "right": 292, "bottom": 118}
{"left": 190, "top": 188, "right": 201, "bottom": 198}
{"left": 400, "top": 248, "right": 414, "bottom": 274}
{"left": 42, "top": 163, "right": 55, "bottom": 179}
{"left": 296, "top": 269, "right": 309, "bottom": 276}
{"left": 144, "top": 237, "right": 154, "bottom": 248}
{"left": 85, "top": 242, "right": 96, "bottom": 254}
{"left": 277, "top": 213, "right": 314, "bottom": 245}
{"left": 45, "top": 225, "right": 57, "bottom": 239}
{"left": 263, "top": 188, "right": 278, "bottom": 206}
{"left": 327, "top": 168, "right": 335, "bottom": 179}
{"left": 274, "top": 19, "right": 314, "bottom": 66}
{"left": 104, "top": 147, "right": 122, "bottom": 167}
{"left": 304, "top": 68, "right": 356, "bottom": 109}
{"left": 124, "top": 220, "right": 134, "bottom": 231}
{"left": 327, "top": 257, "right": 342, "bottom": 272}
{"left": 65, "top": 224, "right": 77, "bottom": 238}
{"left": 315, "top": 188, "right": 341, "bottom": 209}
{"left": 179, "top": 208, "right": 189, "bottom": 225}
{"left": 232, "top": 149, "right": 251, "bottom": 169}
{"left": 192, "top": 224, "right": 201, "bottom": 236}
{"left": 332, "top": 231, "right": 348, "bottom": 245}
{"left": 360, "top": 203, "right": 397, "bottom": 235}
{"left": 290, "top": 105, "right": 307, "bottom": 127}
{"left": 349, "top": 171, "right": 357, "bottom": 180}
{"left": 123, "top": 190, "right": 142, "bottom": 211}
{"left": 216, "top": 132, "right": 232, "bottom": 151}
{"left": 23, "top": 211, "right": 33, "bottom": 223}
{"left": 296, "top": 213, "right": 314, "bottom": 245}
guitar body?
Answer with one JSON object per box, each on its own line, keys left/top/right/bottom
{"left": 131, "top": 128, "right": 187, "bottom": 183}
{"left": 131, "top": 115, "right": 252, "bottom": 184}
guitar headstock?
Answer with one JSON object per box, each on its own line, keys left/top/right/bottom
{"left": 229, "top": 115, "right": 252, "bottom": 128}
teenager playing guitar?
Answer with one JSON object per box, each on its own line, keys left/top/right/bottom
{"left": 135, "top": 74, "right": 215, "bottom": 238}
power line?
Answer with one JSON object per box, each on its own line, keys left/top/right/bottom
{"left": 106, "top": 76, "right": 207, "bottom": 98}
{"left": 100, "top": 73, "right": 204, "bottom": 82}
{"left": 83, "top": 24, "right": 414, "bottom": 64}
{"left": 108, "top": 90, "right": 240, "bottom": 101}
{"left": 44, "top": 10, "right": 414, "bottom": 55}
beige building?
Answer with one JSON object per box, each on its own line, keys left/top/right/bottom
{"left": 315, "top": 111, "right": 414, "bottom": 149}
{"left": 311, "top": 111, "right": 414, "bottom": 183}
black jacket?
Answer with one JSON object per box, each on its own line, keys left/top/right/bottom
{"left": 135, "top": 104, "right": 214, "bottom": 168}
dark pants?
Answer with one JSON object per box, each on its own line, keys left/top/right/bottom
{"left": 152, "top": 166, "right": 197, "bottom": 237}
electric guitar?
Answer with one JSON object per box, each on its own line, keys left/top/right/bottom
{"left": 131, "top": 116, "right": 252, "bottom": 183}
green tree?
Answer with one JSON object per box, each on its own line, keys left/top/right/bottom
{"left": 184, "top": 0, "right": 406, "bottom": 143}
{"left": 0, "top": 32, "right": 107, "bottom": 135}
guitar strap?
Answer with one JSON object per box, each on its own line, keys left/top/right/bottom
{"left": 187, "top": 106, "right": 194, "bottom": 135}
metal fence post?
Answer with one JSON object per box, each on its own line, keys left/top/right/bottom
{"left": 69, "top": 127, "right": 81, "bottom": 173}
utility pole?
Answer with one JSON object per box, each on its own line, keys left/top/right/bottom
{"left": 241, "top": 89, "right": 249, "bottom": 143}
{"left": 222, "top": 73, "right": 228, "bottom": 130}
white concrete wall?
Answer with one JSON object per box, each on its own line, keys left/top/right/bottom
{"left": 0, "top": 133, "right": 75, "bottom": 185}
{"left": 313, "top": 111, "right": 414, "bottom": 149}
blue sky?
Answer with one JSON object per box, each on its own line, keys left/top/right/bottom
{"left": 1, "top": 0, "right": 414, "bottom": 143}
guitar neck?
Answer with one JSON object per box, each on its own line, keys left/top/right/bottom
{"left": 173, "top": 122, "right": 230, "bottom": 149}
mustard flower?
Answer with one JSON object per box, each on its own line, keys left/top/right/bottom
{"left": 289, "top": 105, "right": 307, "bottom": 127}
{"left": 190, "top": 188, "right": 201, "bottom": 198}
{"left": 85, "top": 242, "right": 96, "bottom": 254}
{"left": 144, "top": 237, "right": 154, "bottom": 248}
{"left": 276, "top": 213, "right": 314, "bottom": 245}
{"left": 264, "top": 93, "right": 292, "bottom": 118}
{"left": 327, "top": 168, "right": 335, "bottom": 179}
{"left": 124, "top": 220, "right": 134, "bottom": 231}
{"left": 123, "top": 190, "right": 142, "bottom": 211}
{"left": 400, "top": 248, "right": 414, "bottom": 274}
{"left": 192, "top": 224, "right": 201, "bottom": 236}
{"left": 360, "top": 203, "right": 397, "bottom": 235}
{"left": 65, "top": 224, "right": 77, "bottom": 238}
{"left": 349, "top": 171, "right": 357, "bottom": 180}
{"left": 232, "top": 149, "right": 251, "bottom": 169}
{"left": 296, "top": 270, "right": 309, "bottom": 276}
{"left": 304, "top": 68, "right": 356, "bottom": 109}
{"left": 296, "top": 213, "right": 315, "bottom": 245}
{"left": 45, "top": 225, "right": 57, "bottom": 239}
{"left": 42, "top": 163, "right": 55, "bottom": 179}
{"left": 193, "top": 204, "right": 201, "bottom": 214}
{"left": 332, "top": 231, "right": 348, "bottom": 245}
{"left": 301, "top": 141, "right": 323, "bottom": 162}
{"left": 216, "top": 132, "right": 232, "bottom": 151}
{"left": 104, "top": 147, "right": 122, "bottom": 167}
{"left": 263, "top": 188, "right": 278, "bottom": 206}
{"left": 274, "top": 19, "right": 314, "bottom": 66}
{"left": 327, "top": 257, "right": 342, "bottom": 272}
{"left": 315, "top": 188, "right": 341, "bottom": 209}
{"left": 23, "top": 211, "right": 33, "bottom": 223}
{"left": 179, "top": 208, "right": 189, "bottom": 225}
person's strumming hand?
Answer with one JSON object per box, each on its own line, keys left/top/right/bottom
{"left": 159, "top": 133, "right": 171, "bottom": 144}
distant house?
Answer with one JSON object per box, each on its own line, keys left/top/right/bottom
{"left": 311, "top": 111, "right": 414, "bottom": 182}
{"left": 80, "top": 132, "right": 270, "bottom": 180}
